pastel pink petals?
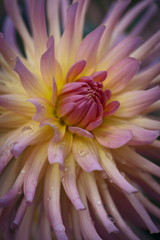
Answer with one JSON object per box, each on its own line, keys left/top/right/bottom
{"left": 48, "top": 133, "right": 72, "bottom": 165}
{"left": 14, "top": 57, "right": 46, "bottom": 97}
{"left": 73, "top": 136, "right": 103, "bottom": 172}
{"left": 68, "top": 126, "right": 94, "bottom": 138}
{"left": 92, "top": 71, "right": 107, "bottom": 82}
{"left": 104, "top": 101, "right": 120, "bottom": 117}
{"left": 115, "top": 86, "right": 160, "bottom": 118}
{"left": 94, "top": 126, "right": 132, "bottom": 149}
{"left": 61, "top": 154, "right": 85, "bottom": 210}
{"left": 105, "top": 57, "right": 140, "bottom": 93}
{"left": 0, "top": 33, "right": 17, "bottom": 67}
{"left": 66, "top": 60, "right": 86, "bottom": 82}
{"left": 57, "top": 79, "right": 108, "bottom": 130}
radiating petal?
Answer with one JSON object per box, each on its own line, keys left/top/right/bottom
{"left": 114, "top": 86, "right": 160, "bottom": 118}
{"left": 80, "top": 172, "right": 119, "bottom": 233}
{"left": 24, "top": 143, "right": 48, "bottom": 203}
{"left": 14, "top": 57, "right": 48, "bottom": 97}
{"left": 94, "top": 125, "right": 132, "bottom": 149}
{"left": 66, "top": 60, "right": 86, "bottom": 82}
{"left": 44, "top": 164, "right": 68, "bottom": 240}
{"left": 98, "top": 36, "right": 143, "bottom": 70}
{"left": 61, "top": 154, "right": 85, "bottom": 210}
{"left": 48, "top": 132, "right": 72, "bottom": 165}
{"left": 68, "top": 126, "right": 94, "bottom": 138}
{"left": 0, "top": 94, "right": 35, "bottom": 117}
{"left": 0, "top": 112, "right": 29, "bottom": 128}
{"left": 73, "top": 136, "right": 103, "bottom": 172}
{"left": 104, "top": 57, "right": 140, "bottom": 93}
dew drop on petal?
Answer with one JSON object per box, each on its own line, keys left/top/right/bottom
{"left": 10, "top": 141, "right": 18, "bottom": 150}
{"left": 53, "top": 154, "right": 59, "bottom": 158}
{"left": 96, "top": 200, "right": 102, "bottom": 205}
{"left": 54, "top": 224, "right": 65, "bottom": 232}
{"left": 78, "top": 150, "right": 89, "bottom": 157}
{"left": 64, "top": 167, "right": 69, "bottom": 172}
{"left": 22, "top": 126, "right": 33, "bottom": 135}
{"left": 31, "top": 180, "right": 37, "bottom": 186}
{"left": 120, "top": 172, "right": 125, "bottom": 178}
{"left": 20, "top": 169, "right": 25, "bottom": 174}
{"left": 47, "top": 196, "right": 51, "bottom": 201}
{"left": 61, "top": 176, "right": 65, "bottom": 182}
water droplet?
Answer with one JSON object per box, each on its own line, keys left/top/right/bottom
{"left": 10, "top": 141, "right": 18, "bottom": 150}
{"left": 61, "top": 176, "right": 65, "bottom": 182}
{"left": 51, "top": 186, "right": 55, "bottom": 191}
{"left": 78, "top": 149, "right": 89, "bottom": 157}
{"left": 109, "top": 179, "right": 113, "bottom": 183}
{"left": 96, "top": 200, "right": 102, "bottom": 205}
{"left": 101, "top": 171, "right": 107, "bottom": 179}
{"left": 0, "top": 33, "right": 3, "bottom": 39}
{"left": 21, "top": 169, "right": 25, "bottom": 174}
{"left": 54, "top": 224, "right": 65, "bottom": 232}
{"left": 64, "top": 167, "right": 69, "bottom": 172}
{"left": 47, "top": 196, "right": 51, "bottom": 201}
{"left": 22, "top": 126, "right": 33, "bottom": 135}
{"left": 108, "top": 214, "right": 114, "bottom": 223}
{"left": 120, "top": 172, "right": 125, "bottom": 178}
{"left": 31, "top": 180, "right": 37, "bottom": 186}
{"left": 53, "top": 153, "right": 59, "bottom": 158}
{"left": 18, "top": 191, "right": 22, "bottom": 195}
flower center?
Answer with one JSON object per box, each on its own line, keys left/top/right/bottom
{"left": 56, "top": 77, "right": 110, "bottom": 131}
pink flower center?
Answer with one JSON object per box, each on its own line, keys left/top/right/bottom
{"left": 56, "top": 77, "right": 111, "bottom": 131}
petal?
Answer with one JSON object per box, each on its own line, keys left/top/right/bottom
{"left": 76, "top": 25, "right": 106, "bottom": 70}
{"left": 47, "top": 0, "right": 60, "bottom": 46}
{"left": 124, "top": 193, "right": 159, "bottom": 234}
{"left": 99, "top": 183, "right": 140, "bottom": 240}
{"left": 0, "top": 94, "right": 35, "bottom": 117}
{"left": 28, "top": 97, "right": 53, "bottom": 122}
{"left": 61, "top": 154, "right": 85, "bottom": 210}
{"left": 10, "top": 122, "right": 52, "bottom": 158}
{"left": 127, "top": 63, "right": 160, "bottom": 90}
{"left": 94, "top": 126, "right": 132, "bottom": 149}
{"left": 73, "top": 136, "right": 103, "bottom": 172}
{"left": 24, "top": 143, "right": 48, "bottom": 203}
{"left": 40, "top": 37, "right": 63, "bottom": 87}
{"left": 29, "top": 0, "right": 48, "bottom": 57}
{"left": 114, "top": 86, "right": 160, "bottom": 118}
{"left": 58, "top": 3, "right": 78, "bottom": 70}
{"left": 44, "top": 164, "right": 68, "bottom": 240}
{"left": 98, "top": 0, "right": 131, "bottom": 58}
{"left": 4, "top": 0, "right": 33, "bottom": 58}
{"left": 98, "top": 36, "right": 143, "bottom": 70}
{"left": 85, "top": 116, "right": 103, "bottom": 131}
{"left": 97, "top": 146, "right": 137, "bottom": 193}
{"left": 113, "top": 146, "right": 160, "bottom": 178}
{"left": 80, "top": 172, "right": 119, "bottom": 234}
{"left": 131, "top": 30, "right": 160, "bottom": 60}
{"left": 113, "top": 0, "right": 154, "bottom": 39}
{"left": 66, "top": 60, "right": 86, "bottom": 82}
{"left": 40, "top": 118, "right": 66, "bottom": 143}
{"left": 14, "top": 57, "right": 48, "bottom": 97}
{"left": 10, "top": 198, "right": 28, "bottom": 229}
{"left": 68, "top": 126, "right": 94, "bottom": 138}
{"left": 0, "top": 112, "right": 29, "bottom": 128}
{"left": 0, "top": 33, "right": 17, "bottom": 67}
{"left": 104, "top": 101, "right": 120, "bottom": 117}
{"left": 77, "top": 181, "right": 102, "bottom": 240}
{"left": 92, "top": 71, "right": 107, "bottom": 82}
{"left": 104, "top": 57, "right": 140, "bottom": 93}
{"left": 48, "top": 132, "right": 72, "bottom": 165}
{"left": 130, "top": 116, "right": 160, "bottom": 130}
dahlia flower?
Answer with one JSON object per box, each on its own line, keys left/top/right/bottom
{"left": 0, "top": 0, "right": 160, "bottom": 239}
